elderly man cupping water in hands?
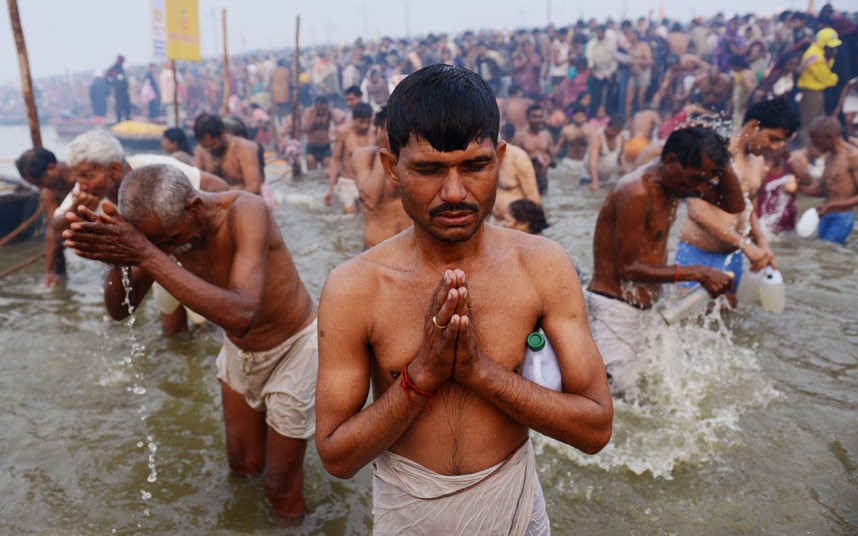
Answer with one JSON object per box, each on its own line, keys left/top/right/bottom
{"left": 62, "top": 164, "right": 318, "bottom": 518}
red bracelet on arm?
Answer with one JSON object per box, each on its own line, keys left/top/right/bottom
{"left": 673, "top": 262, "right": 680, "bottom": 284}
{"left": 400, "top": 365, "right": 436, "bottom": 411}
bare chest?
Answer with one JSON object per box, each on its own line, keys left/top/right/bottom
{"left": 368, "top": 271, "right": 542, "bottom": 380}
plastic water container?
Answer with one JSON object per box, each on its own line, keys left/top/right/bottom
{"left": 521, "top": 330, "right": 562, "bottom": 391}
{"left": 796, "top": 208, "right": 819, "bottom": 238}
{"left": 736, "top": 269, "right": 764, "bottom": 305}
{"left": 660, "top": 286, "right": 711, "bottom": 324}
{"left": 661, "top": 270, "right": 734, "bottom": 324}
{"left": 759, "top": 267, "right": 786, "bottom": 313}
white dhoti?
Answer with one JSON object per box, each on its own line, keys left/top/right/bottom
{"left": 585, "top": 290, "right": 650, "bottom": 394}
{"left": 372, "top": 439, "right": 550, "bottom": 536}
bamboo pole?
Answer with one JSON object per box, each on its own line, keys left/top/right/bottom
{"left": 291, "top": 15, "right": 301, "bottom": 177}
{"left": 7, "top": 0, "right": 41, "bottom": 147}
{"left": 292, "top": 15, "right": 301, "bottom": 141}
{"left": 222, "top": 8, "right": 229, "bottom": 114}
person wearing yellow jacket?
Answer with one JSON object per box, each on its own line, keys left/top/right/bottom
{"left": 798, "top": 28, "right": 842, "bottom": 146}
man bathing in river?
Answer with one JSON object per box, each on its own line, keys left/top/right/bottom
{"left": 315, "top": 64, "right": 612, "bottom": 534}
{"left": 793, "top": 116, "right": 858, "bottom": 244}
{"left": 587, "top": 126, "right": 745, "bottom": 395}
{"left": 676, "top": 98, "right": 798, "bottom": 302}
{"left": 15, "top": 147, "right": 75, "bottom": 287}
{"left": 53, "top": 129, "right": 228, "bottom": 336}
{"left": 325, "top": 102, "right": 376, "bottom": 213}
{"left": 352, "top": 106, "right": 412, "bottom": 249}
{"left": 193, "top": 113, "right": 265, "bottom": 196}
{"left": 63, "top": 164, "right": 317, "bottom": 518}
{"left": 493, "top": 123, "right": 541, "bottom": 222}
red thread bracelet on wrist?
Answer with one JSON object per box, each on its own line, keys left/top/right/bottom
{"left": 400, "top": 365, "right": 436, "bottom": 411}
{"left": 673, "top": 262, "right": 680, "bottom": 284}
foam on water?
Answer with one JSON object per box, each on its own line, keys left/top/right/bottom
{"left": 536, "top": 301, "right": 781, "bottom": 479}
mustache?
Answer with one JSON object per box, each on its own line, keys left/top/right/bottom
{"left": 429, "top": 202, "right": 479, "bottom": 217}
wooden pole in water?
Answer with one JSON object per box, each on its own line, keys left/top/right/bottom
{"left": 7, "top": 0, "right": 42, "bottom": 147}
{"left": 292, "top": 15, "right": 301, "bottom": 141}
{"left": 222, "top": 8, "right": 229, "bottom": 114}
{"left": 291, "top": 15, "right": 301, "bottom": 177}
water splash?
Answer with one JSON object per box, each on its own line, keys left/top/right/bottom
{"left": 537, "top": 302, "right": 780, "bottom": 479}
{"left": 119, "top": 267, "right": 158, "bottom": 508}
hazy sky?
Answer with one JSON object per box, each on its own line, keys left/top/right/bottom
{"left": 0, "top": 0, "right": 803, "bottom": 85}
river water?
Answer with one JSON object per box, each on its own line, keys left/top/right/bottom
{"left": 1, "top": 125, "right": 856, "bottom": 534}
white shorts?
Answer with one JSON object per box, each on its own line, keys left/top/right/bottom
{"left": 216, "top": 319, "right": 318, "bottom": 439}
{"left": 585, "top": 290, "right": 651, "bottom": 394}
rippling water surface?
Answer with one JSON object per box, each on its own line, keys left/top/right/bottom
{"left": 1, "top": 126, "right": 856, "bottom": 534}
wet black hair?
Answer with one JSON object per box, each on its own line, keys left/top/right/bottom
{"left": 314, "top": 96, "right": 329, "bottom": 105}
{"left": 15, "top": 147, "right": 57, "bottom": 185}
{"left": 662, "top": 126, "right": 730, "bottom": 171}
{"left": 743, "top": 97, "right": 800, "bottom": 135}
{"left": 163, "top": 127, "right": 191, "bottom": 154}
{"left": 386, "top": 64, "right": 499, "bottom": 157}
{"left": 344, "top": 85, "right": 363, "bottom": 98}
{"left": 353, "top": 102, "right": 373, "bottom": 120}
{"left": 222, "top": 115, "right": 250, "bottom": 138}
{"left": 193, "top": 113, "right": 225, "bottom": 139}
{"left": 373, "top": 106, "right": 387, "bottom": 128}
{"left": 508, "top": 199, "right": 550, "bottom": 235}
{"left": 526, "top": 104, "right": 543, "bottom": 116}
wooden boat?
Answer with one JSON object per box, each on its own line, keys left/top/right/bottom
{"left": 0, "top": 176, "right": 40, "bottom": 242}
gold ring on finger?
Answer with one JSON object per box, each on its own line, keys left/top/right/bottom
{"left": 432, "top": 315, "right": 449, "bottom": 330}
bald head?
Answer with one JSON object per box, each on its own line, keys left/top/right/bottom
{"left": 118, "top": 164, "right": 194, "bottom": 229}
{"left": 810, "top": 116, "right": 842, "bottom": 136}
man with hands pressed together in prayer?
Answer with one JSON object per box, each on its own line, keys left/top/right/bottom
{"left": 315, "top": 64, "right": 612, "bottom": 535}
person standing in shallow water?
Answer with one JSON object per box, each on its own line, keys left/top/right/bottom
{"left": 676, "top": 98, "right": 799, "bottom": 303}
{"left": 62, "top": 164, "right": 318, "bottom": 518}
{"left": 315, "top": 64, "right": 612, "bottom": 535}
{"left": 513, "top": 105, "right": 554, "bottom": 196}
{"left": 793, "top": 116, "right": 858, "bottom": 244}
{"left": 352, "top": 106, "right": 412, "bottom": 249}
{"left": 587, "top": 126, "right": 745, "bottom": 396}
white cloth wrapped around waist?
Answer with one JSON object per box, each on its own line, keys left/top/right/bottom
{"left": 371, "top": 438, "right": 550, "bottom": 536}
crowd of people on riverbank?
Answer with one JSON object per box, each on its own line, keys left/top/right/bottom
{"left": 7, "top": 4, "right": 858, "bottom": 534}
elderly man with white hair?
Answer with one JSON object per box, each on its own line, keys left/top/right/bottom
{"left": 50, "top": 128, "right": 227, "bottom": 335}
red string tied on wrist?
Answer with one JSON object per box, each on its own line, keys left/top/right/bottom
{"left": 400, "top": 365, "right": 436, "bottom": 411}
{"left": 673, "top": 262, "right": 680, "bottom": 284}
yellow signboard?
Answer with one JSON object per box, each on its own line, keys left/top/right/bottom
{"left": 165, "top": 0, "right": 200, "bottom": 62}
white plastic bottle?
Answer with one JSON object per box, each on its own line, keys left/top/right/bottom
{"left": 736, "top": 269, "right": 764, "bottom": 305}
{"left": 660, "top": 286, "right": 711, "bottom": 324}
{"left": 759, "top": 267, "right": 786, "bottom": 313}
{"left": 661, "top": 270, "right": 734, "bottom": 324}
{"left": 521, "top": 330, "right": 563, "bottom": 391}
